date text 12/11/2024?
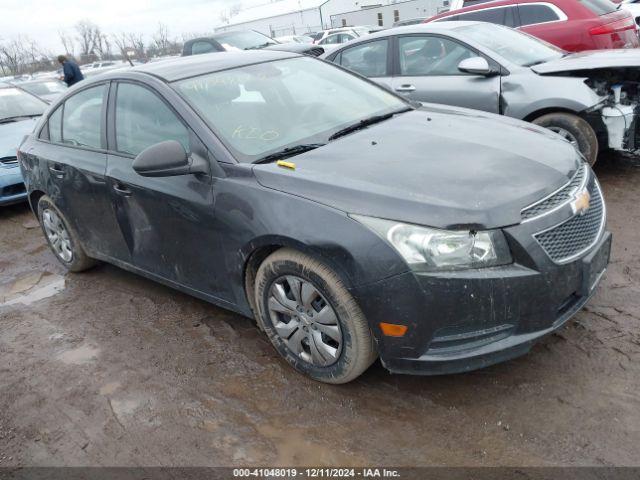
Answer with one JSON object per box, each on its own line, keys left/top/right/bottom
{"left": 232, "top": 468, "right": 401, "bottom": 478}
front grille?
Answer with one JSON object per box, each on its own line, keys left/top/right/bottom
{"left": 521, "top": 162, "right": 588, "bottom": 221}
{"left": 0, "top": 156, "right": 18, "bottom": 167}
{"left": 1, "top": 182, "right": 26, "bottom": 197}
{"left": 534, "top": 177, "right": 605, "bottom": 263}
{"left": 303, "top": 47, "right": 324, "bottom": 57}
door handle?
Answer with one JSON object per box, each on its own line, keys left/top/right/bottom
{"left": 48, "top": 164, "right": 65, "bottom": 178}
{"left": 395, "top": 84, "right": 416, "bottom": 92}
{"left": 113, "top": 183, "right": 132, "bottom": 197}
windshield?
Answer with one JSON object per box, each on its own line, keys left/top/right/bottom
{"left": 174, "top": 57, "right": 408, "bottom": 162}
{"left": 214, "top": 31, "right": 279, "bottom": 50}
{"left": 458, "top": 23, "right": 564, "bottom": 67}
{"left": 20, "top": 81, "right": 67, "bottom": 97}
{"left": 0, "top": 87, "right": 46, "bottom": 121}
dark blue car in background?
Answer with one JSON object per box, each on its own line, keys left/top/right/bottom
{"left": 0, "top": 82, "right": 46, "bottom": 205}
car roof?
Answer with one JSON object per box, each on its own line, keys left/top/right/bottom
{"left": 352, "top": 21, "right": 486, "bottom": 40}
{"left": 116, "top": 50, "right": 300, "bottom": 82}
{"left": 431, "top": 0, "right": 565, "bottom": 18}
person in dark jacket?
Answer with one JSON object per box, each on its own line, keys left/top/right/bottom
{"left": 57, "top": 55, "right": 84, "bottom": 87}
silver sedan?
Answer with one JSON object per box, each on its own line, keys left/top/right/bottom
{"left": 322, "top": 21, "right": 640, "bottom": 165}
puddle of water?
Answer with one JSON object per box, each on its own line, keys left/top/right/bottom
{"left": 57, "top": 344, "right": 100, "bottom": 365}
{"left": 1, "top": 275, "right": 65, "bottom": 307}
{"left": 256, "top": 423, "right": 353, "bottom": 466}
{"left": 9, "top": 272, "right": 43, "bottom": 294}
{"left": 99, "top": 382, "right": 121, "bottom": 396}
{"left": 110, "top": 397, "right": 142, "bottom": 416}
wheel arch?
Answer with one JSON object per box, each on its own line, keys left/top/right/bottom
{"left": 28, "top": 190, "right": 46, "bottom": 217}
{"left": 240, "top": 235, "right": 357, "bottom": 321}
{"left": 523, "top": 107, "right": 608, "bottom": 154}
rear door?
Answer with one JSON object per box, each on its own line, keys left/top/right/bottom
{"left": 104, "top": 81, "right": 227, "bottom": 298}
{"left": 390, "top": 34, "right": 501, "bottom": 113}
{"left": 28, "top": 82, "right": 129, "bottom": 260}
{"left": 334, "top": 39, "right": 393, "bottom": 90}
{"left": 517, "top": 3, "right": 575, "bottom": 50}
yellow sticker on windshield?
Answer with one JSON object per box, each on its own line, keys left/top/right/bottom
{"left": 276, "top": 160, "right": 296, "bottom": 170}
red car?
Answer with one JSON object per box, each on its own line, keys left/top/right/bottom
{"left": 425, "top": 0, "right": 639, "bottom": 51}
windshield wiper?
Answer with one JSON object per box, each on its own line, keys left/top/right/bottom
{"left": 245, "top": 42, "right": 276, "bottom": 50}
{"left": 328, "top": 108, "right": 412, "bottom": 141}
{"left": 253, "top": 143, "right": 326, "bottom": 164}
{"left": 0, "top": 114, "right": 41, "bottom": 124}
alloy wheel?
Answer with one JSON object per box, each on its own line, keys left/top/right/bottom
{"left": 42, "top": 208, "right": 73, "bottom": 263}
{"left": 267, "top": 275, "right": 343, "bottom": 367}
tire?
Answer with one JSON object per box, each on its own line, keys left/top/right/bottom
{"left": 254, "top": 248, "right": 377, "bottom": 384}
{"left": 37, "top": 196, "right": 97, "bottom": 272}
{"left": 532, "top": 112, "right": 599, "bottom": 166}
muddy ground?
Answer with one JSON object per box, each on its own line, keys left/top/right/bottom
{"left": 0, "top": 155, "right": 639, "bottom": 467}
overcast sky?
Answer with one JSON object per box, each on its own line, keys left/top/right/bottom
{"left": 0, "top": 0, "right": 257, "bottom": 54}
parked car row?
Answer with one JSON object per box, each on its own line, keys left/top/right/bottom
{"left": 322, "top": 21, "right": 640, "bottom": 165}
{"left": 0, "top": 82, "right": 46, "bottom": 206}
{"left": 13, "top": 36, "right": 612, "bottom": 383}
{"left": 430, "top": 0, "right": 639, "bottom": 51}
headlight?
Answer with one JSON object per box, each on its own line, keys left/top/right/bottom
{"left": 352, "top": 215, "right": 512, "bottom": 271}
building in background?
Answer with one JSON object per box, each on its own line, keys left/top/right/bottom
{"left": 331, "top": 0, "right": 448, "bottom": 29}
{"left": 215, "top": 0, "right": 436, "bottom": 37}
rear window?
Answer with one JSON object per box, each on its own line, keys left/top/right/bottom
{"left": 450, "top": 6, "right": 517, "bottom": 27}
{"left": 578, "top": 0, "right": 617, "bottom": 15}
{"left": 519, "top": 4, "right": 561, "bottom": 25}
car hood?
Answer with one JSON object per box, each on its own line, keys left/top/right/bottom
{"left": 253, "top": 106, "right": 580, "bottom": 230}
{"left": 532, "top": 49, "right": 640, "bottom": 75}
{"left": 0, "top": 117, "right": 38, "bottom": 158}
{"left": 263, "top": 42, "right": 325, "bottom": 56}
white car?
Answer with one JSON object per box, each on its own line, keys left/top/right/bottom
{"left": 274, "top": 35, "right": 313, "bottom": 44}
{"left": 312, "top": 26, "right": 372, "bottom": 44}
{"left": 621, "top": 0, "right": 640, "bottom": 26}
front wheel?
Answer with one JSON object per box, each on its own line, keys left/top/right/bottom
{"left": 254, "top": 248, "right": 377, "bottom": 384}
{"left": 532, "top": 112, "right": 599, "bottom": 166}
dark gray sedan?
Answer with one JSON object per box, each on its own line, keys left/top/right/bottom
{"left": 322, "top": 21, "right": 640, "bottom": 165}
{"left": 18, "top": 51, "right": 610, "bottom": 383}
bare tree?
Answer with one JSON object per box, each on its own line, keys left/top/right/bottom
{"left": 152, "top": 23, "right": 170, "bottom": 55}
{"left": 112, "top": 32, "right": 134, "bottom": 66}
{"left": 59, "top": 30, "right": 75, "bottom": 56}
{"left": 0, "top": 36, "right": 51, "bottom": 75}
{"left": 75, "top": 20, "right": 101, "bottom": 61}
{"left": 127, "top": 32, "right": 146, "bottom": 60}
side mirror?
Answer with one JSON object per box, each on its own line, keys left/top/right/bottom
{"left": 132, "top": 140, "right": 209, "bottom": 177}
{"left": 458, "top": 57, "right": 496, "bottom": 76}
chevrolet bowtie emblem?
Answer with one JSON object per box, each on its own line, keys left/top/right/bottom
{"left": 571, "top": 189, "right": 591, "bottom": 215}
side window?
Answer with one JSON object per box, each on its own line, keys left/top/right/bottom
{"left": 62, "top": 84, "right": 105, "bottom": 149}
{"left": 191, "top": 41, "right": 216, "bottom": 55}
{"left": 48, "top": 105, "right": 63, "bottom": 143}
{"left": 340, "top": 40, "right": 389, "bottom": 77}
{"left": 457, "top": 6, "right": 516, "bottom": 27}
{"left": 115, "top": 83, "right": 190, "bottom": 156}
{"left": 321, "top": 35, "right": 339, "bottom": 45}
{"left": 340, "top": 34, "right": 356, "bottom": 43}
{"left": 399, "top": 36, "right": 477, "bottom": 76}
{"left": 518, "top": 4, "right": 561, "bottom": 26}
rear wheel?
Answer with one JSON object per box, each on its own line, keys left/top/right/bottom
{"left": 532, "top": 112, "right": 599, "bottom": 166}
{"left": 37, "top": 196, "right": 97, "bottom": 272}
{"left": 254, "top": 248, "right": 377, "bottom": 384}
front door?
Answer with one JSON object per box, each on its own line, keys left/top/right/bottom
{"left": 391, "top": 35, "right": 501, "bottom": 114}
{"left": 104, "top": 81, "right": 230, "bottom": 301}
